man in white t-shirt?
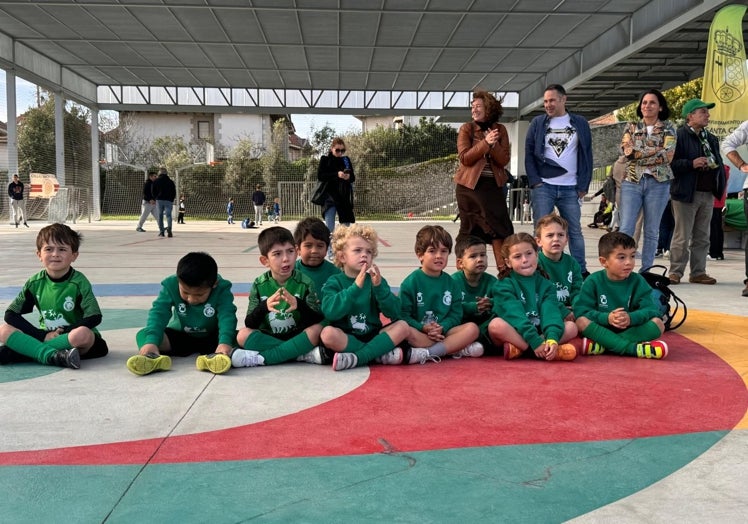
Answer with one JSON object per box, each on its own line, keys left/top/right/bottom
{"left": 525, "top": 84, "right": 593, "bottom": 275}
{"left": 721, "top": 119, "right": 748, "bottom": 297}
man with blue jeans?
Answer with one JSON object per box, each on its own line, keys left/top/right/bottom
{"left": 152, "top": 167, "right": 176, "bottom": 238}
{"left": 525, "top": 84, "right": 592, "bottom": 275}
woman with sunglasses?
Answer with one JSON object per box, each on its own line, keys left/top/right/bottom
{"left": 317, "top": 137, "right": 356, "bottom": 253}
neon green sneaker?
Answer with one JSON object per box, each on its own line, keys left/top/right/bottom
{"left": 636, "top": 340, "right": 669, "bottom": 359}
{"left": 127, "top": 353, "right": 171, "bottom": 376}
{"left": 196, "top": 353, "right": 232, "bottom": 374}
{"left": 581, "top": 338, "right": 605, "bottom": 355}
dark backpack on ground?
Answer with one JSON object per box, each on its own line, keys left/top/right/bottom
{"left": 640, "top": 264, "right": 687, "bottom": 331}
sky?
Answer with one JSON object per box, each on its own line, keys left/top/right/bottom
{"left": 1, "top": 74, "right": 362, "bottom": 139}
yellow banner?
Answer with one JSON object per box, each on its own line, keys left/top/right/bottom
{"left": 701, "top": 4, "right": 748, "bottom": 141}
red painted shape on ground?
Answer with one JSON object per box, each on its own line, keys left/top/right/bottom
{"left": 1, "top": 333, "right": 745, "bottom": 465}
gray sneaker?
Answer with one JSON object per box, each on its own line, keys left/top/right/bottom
{"left": 375, "top": 347, "right": 403, "bottom": 365}
{"left": 452, "top": 342, "right": 484, "bottom": 359}
{"left": 48, "top": 348, "right": 81, "bottom": 369}
{"left": 332, "top": 352, "right": 358, "bottom": 371}
{"left": 408, "top": 348, "right": 441, "bottom": 365}
{"left": 231, "top": 348, "right": 265, "bottom": 367}
{"left": 296, "top": 346, "right": 325, "bottom": 365}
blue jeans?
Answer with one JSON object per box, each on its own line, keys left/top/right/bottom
{"left": 619, "top": 177, "right": 671, "bottom": 272}
{"left": 156, "top": 200, "right": 174, "bottom": 234}
{"left": 324, "top": 205, "right": 351, "bottom": 256}
{"left": 531, "top": 183, "right": 586, "bottom": 272}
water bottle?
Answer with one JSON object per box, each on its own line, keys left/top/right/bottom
{"left": 422, "top": 310, "right": 437, "bottom": 327}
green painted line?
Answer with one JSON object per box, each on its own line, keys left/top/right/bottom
{"left": 0, "top": 432, "right": 727, "bottom": 523}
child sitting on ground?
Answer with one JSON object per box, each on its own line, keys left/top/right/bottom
{"left": 126, "top": 251, "right": 237, "bottom": 375}
{"left": 535, "top": 214, "right": 583, "bottom": 321}
{"left": 451, "top": 235, "right": 498, "bottom": 354}
{"left": 231, "top": 226, "right": 325, "bottom": 368}
{"left": 320, "top": 224, "right": 411, "bottom": 371}
{"left": 0, "top": 223, "right": 108, "bottom": 368}
{"left": 573, "top": 231, "right": 668, "bottom": 359}
{"left": 293, "top": 216, "right": 341, "bottom": 295}
{"left": 488, "top": 233, "right": 578, "bottom": 361}
{"left": 399, "top": 225, "right": 482, "bottom": 364}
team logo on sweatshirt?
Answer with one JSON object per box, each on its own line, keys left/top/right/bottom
{"left": 442, "top": 290, "right": 452, "bottom": 306}
{"left": 178, "top": 303, "right": 187, "bottom": 315}
{"left": 599, "top": 294, "right": 609, "bottom": 308}
{"left": 203, "top": 303, "right": 215, "bottom": 317}
{"left": 63, "top": 296, "right": 75, "bottom": 312}
{"left": 416, "top": 291, "right": 424, "bottom": 305}
{"left": 349, "top": 314, "right": 369, "bottom": 334}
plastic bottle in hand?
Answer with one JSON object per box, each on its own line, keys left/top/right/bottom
{"left": 422, "top": 310, "right": 437, "bottom": 327}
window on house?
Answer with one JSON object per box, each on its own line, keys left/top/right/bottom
{"left": 197, "top": 120, "right": 211, "bottom": 140}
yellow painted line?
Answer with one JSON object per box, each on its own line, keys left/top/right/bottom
{"left": 677, "top": 310, "right": 748, "bottom": 429}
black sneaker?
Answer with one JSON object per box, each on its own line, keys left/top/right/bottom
{"left": 167, "top": 228, "right": 173, "bottom": 238}
{"left": 48, "top": 348, "right": 81, "bottom": 369}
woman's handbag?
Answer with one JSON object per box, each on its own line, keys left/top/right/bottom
{"left": 311, "top": 181, "right": 328, "bottom": 206}
{"left": 611, "top": 155, "right": 628, "bottom": 182}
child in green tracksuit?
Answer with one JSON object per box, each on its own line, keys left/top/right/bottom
{"left": 451, "top": 235, "right": 498, "bottom": 354}
{"left": 320, "top": 224, "right": 411, "bottom": 371}
{"left": 399, "top": 225, "right": 481, "bottom": 364}
{"left": 231, "top": 226, "right": 325, "bottom": 368}
{"left": 488, "top": 233, "right": 578, "bottom": 361}
{"left": 0, "top": 223, "right": 108, "bottom": 368}
{"left": 293, "top": 216, "right": 341, "bottom": 296}
{"left": 127, "top": 251, "right": 237, "bottom": 375}
{"left": 535, "top": 214, "right": 583, "bottom": 321}
{"left": 573, "top": 231, "right": 668, "bottom": 359}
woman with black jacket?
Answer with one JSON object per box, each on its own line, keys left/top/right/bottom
{"left": 317, "top": 138, "right": 355, "bottom": 240}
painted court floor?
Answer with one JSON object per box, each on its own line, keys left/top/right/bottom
{"left": 0, "top": 219, "right": 746, "bottom": 523}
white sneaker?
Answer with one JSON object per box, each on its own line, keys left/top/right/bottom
{"left": 452, "top": 342, "right": 484, "bottom": 359}
{"left": 663, "top": 250, "right": 670, "bottom": 260}
{"left": 408, "top": 347, "right": 441, "bottom": 365}
{"left": 231, "top": 348, "right": 265, "bottom": 367}
{"left": 296, "top": 346, "right": 325, "bottom": 364}
{"left": 332, "top": 352, "right": 358, "bottom": 371}
{"left": 375, "top": 347, "right": 403, "bottom": 365}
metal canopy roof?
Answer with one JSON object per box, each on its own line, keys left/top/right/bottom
{"left": 0, "top": 0, "right": 742, "bottom": 120}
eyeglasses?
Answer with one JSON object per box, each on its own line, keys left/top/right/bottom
{"left": 334, "top": 148, "right": 346, "bottom": 153}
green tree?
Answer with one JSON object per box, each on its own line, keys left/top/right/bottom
{"left": 261, "top": 119, "right": 292, "bottom": 197}
{"left": 617, "top": 79, "right": 703, "bottom": 122}
{"left": 17, "top": 96, "right": 92, "bottom": 186}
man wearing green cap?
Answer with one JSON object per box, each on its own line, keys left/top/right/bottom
{"left": 668, "top": 99, "right": 726, "bottom": 286}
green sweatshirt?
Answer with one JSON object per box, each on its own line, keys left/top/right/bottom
{"left": 399, "top": 269, "right": 463, "bottom": 332}
{"left": 321, "top": 272, "right": 401, "bottom": 336}
{"left": 5, "top": 268, "right": 102, "bottom": 338}
{"left": 537, "top": 251, "right": 583, "bottom": 315}
{"left": 294, "top": 258, "right": 341, "bottom": 296}
{"left": 572, "top": 270, "right": 659, "bottom": 327}
{"left": 142, "top": 274, "right": 237, "bottom": 346}
{"left": 451, "top": 271, "right": 497, "bottom": 324}
{"left": 245, "top": 269, "right": 321, "bottom": 338}
{"left": 493, "top": 271, "right": 563, "bottom": 350}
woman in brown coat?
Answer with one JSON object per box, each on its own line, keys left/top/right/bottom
{"left": 455, "top": 90, "right": 513, "bottom": 269}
